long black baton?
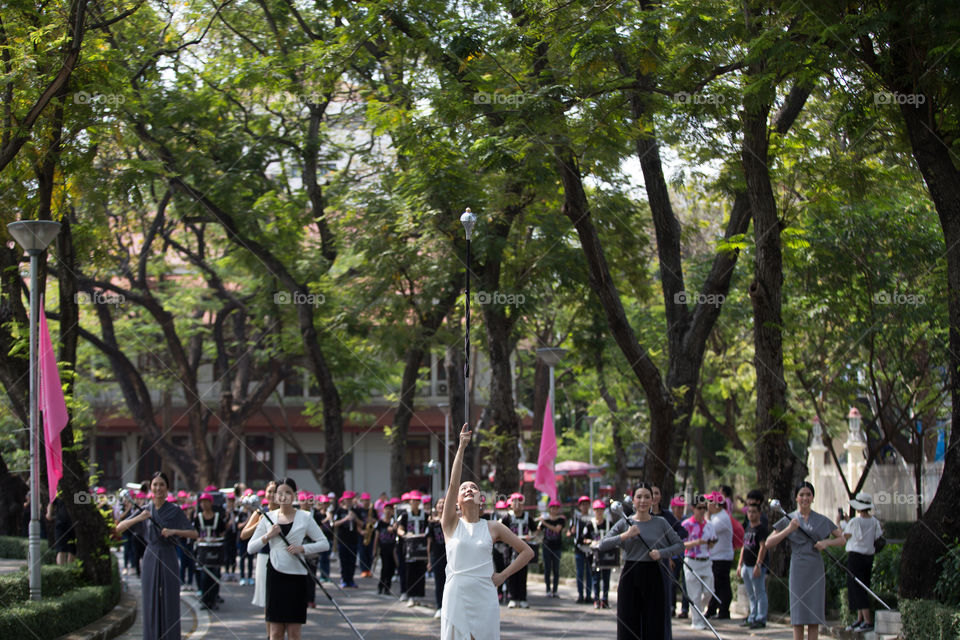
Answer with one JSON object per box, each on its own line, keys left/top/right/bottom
{"left": 610, "top": 502, "right": 725, "bottom": 640}
{"left": 130, "top": 503, "right": 221, "bottom": 587}
{"left": 257, "top": 508, "right": 365, "bottom": 639}
{"left": 769, "top": 500, "right": 892, "bottom": 611}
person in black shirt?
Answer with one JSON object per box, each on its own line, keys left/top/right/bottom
{"left": 500, "top": 493, "right": 536, "bottom": 609}
{"left": 333, "top": 491, "right": 362, "bottom": 588}
{"left": 194, "top": 492, "right": 227, "bottom": 610}
{"left": 373, "top": 500, "right": 399, "bottom": 595}
{"left": 737, "top": 502, "right": 769, "bottom": 629}
{"left": 566, "top": 495, "right": 595, "bottom": 603}
{"left": 538, "top": 499, "right": 566, "bottom": 598}
{"left": 46, "top": 495, "right": 76, "bottom": 565}
{"left": 427, "top": 497, "right": 448, "bottom": 617}
{"left": 397, "top": 490, "right": 429, "bottom": 606}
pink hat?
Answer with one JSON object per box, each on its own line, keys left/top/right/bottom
{"left": 304, "top": 492, "right": 315, "bottom": 501}
{"left": 134, "top": 491, "right": 146, "bottom": 499}
{"left": 705, "top": 491, "right": 725, "bottom": 503}
{"left": 199, "top": 492, "right": 214, "bottom": 502}
{"left": 592, "top": 499, "right": 606, "bottom": 510}
{"left": 407, "top": 490, "right": 423, "bottom": 501}
{"left": 387, "top": 497, "right": 401, "bottom": 506}
{"left": 341, "top": 490, "right": 357, "bottom": 500}
{"left": 670, "top": 496, "right": 687, "bottom": 507}
{"left": 204, "top": 485, "right": 218, "bottom": 492}
{"left": 548, "top": 499, "right": 561, "bottom": 507}
{"left": 317, "top": 495, "right": 330, "bottom": 504}
{"left": 261, "top": 498, "right": 270, "bottom": 505}
{"left": 508, "top": 492, "right": 524, "bottom": 503}
{"left": 577, "top": 495, "right": 591, "bottom": 503}
{"left": 297, "top": 491, "right": 307, "bottom": 501}
{"left": 257, "top": 489, "right": 266, "bottom": 497}
{"left": 401, "top": 491, "right": 411, "bottom": 500}
{"left": 177, "top": 490, "right": 188, "bottom": 498}
{"left": 360, "top": 492, "right": 371, "bottom": 500}
{"left": 166, "top": 495, "right": 177, "bottom": 502}
{"left": 244, "top": 488, "right": 254, "bottom": 496}
{"left": 187, "top": 501, "right": 197, "bottom": 508}
{"left": 495, "top": 500, "right": 508, "bottom": 509}
{"left": 95, "top": 487, "right": 106, "bottom": 495}
{"left": 422, "top": 495, "right": 432, "bottom": 504}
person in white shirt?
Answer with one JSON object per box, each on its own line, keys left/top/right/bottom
{"left": 247, "top": 478, "right": 330, "bottom": 640}
{"left": 705, "top": 490, "right": 734, "bottom": 620}
{"left": 843, "top": 493, "right": 883, "bottom": 633}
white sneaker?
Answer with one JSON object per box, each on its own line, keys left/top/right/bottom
{"left": 507, "top": 600, "right": 517, "bottom": 608}
{"left": 519, "top": 601, "right": 529, "bottom": 609}
{"left": 400, "top": 594, "right": 408, "bottom": 602}
{"left": 406, "top": 599, "right": 417, "bottom": 608}
{"left": 434, "top": 609, "right": 442, "bottom": 619}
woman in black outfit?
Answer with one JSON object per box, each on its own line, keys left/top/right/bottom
{"left": 427, "top": 497, "right": 448, "bottom": 618}
{"left": 373, "top": 499, "right": 399, "bottom": 595}
{"left": 247, "top": 478, "right": 329, "bottom": 640}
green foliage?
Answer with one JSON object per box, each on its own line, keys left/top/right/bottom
{"left": 934, "top": 539, "right": 960, "bottom": 606}
{"left": 0, "top": 537, "right": 56, "bottom": 564}
{"left": 900, "top": 599, "right": 960, "bottom": 640}
{"left": 0, "top": 564, "right": 84, "bottom": 607}
{"left": 822, "top": 544, "right": 901, "bottom": 612}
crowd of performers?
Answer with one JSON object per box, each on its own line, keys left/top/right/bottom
{"left": 94, "top": 458, "right": 881, "bottom": 640}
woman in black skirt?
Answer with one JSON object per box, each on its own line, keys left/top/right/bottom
{"left": 247, "top": 478, "right": 329, "bottom": 640}
{"left": 599, "top": 483, "right": 685, "bottom": 640}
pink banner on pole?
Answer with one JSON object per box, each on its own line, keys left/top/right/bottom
{"left": 534, "top": 393, "right": 557, "bottom": 501}
{"left": 40, "top": 299, "right": 68, "bottom": 502}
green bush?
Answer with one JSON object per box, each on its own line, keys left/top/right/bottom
{"left": 934, "top": 539, "right": 960, "bottom": 606}
{"left": 0, "top": 536, "right": 56, "bottom": 564}
{"left": 0, "top": 564, "right": 84, "bottom": 607}
{"left": 822, "top": 544, "right": 900, "bottom": 613}
{"left": 900, "top": 599, "right": 960, "bottom": 640}
{"left": 0, "top": 555, "right": 121, "bottom": 640}
{"left": 767, "top": 574, "right": 790, "bottom": 613}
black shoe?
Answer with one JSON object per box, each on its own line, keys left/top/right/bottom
{"left": 706, "top": 612, "right": 719, "bottom": 620}
{"left": 678, "top": 611, "right": 689, "bottom": 619}
{"left": 576, "top": 596, "right": 584, "bottom": 604}
{"left": 749, "top": 621, "right": 766, "bottom": 629}
{"left": 717, "top": 613, "right": 731, "bottom": 620}
{"left": 740, "top": 620, "right": 753, "bottom": 627}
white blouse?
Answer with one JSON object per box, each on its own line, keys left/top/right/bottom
{"left": 246, "top": 509, "right": 330, "bottom": 575}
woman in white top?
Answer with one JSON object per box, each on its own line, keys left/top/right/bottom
{"left": 843, "top": 493, "right": 883, "bottom": 633}
{"left": 240, "top": 480, "right": 278, "bottom": 617}
{"left": 247, "top": 478, "right": 330, "bottom": 640}
{"left": 440, "top": 424, "right": 534, "bottom": 640}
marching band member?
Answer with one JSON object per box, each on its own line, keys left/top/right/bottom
{"left": 397, "top": 489, "right": 429, "bottom": 607}
{"left": 373, "top": 499, "right": 399, "bottom": 595}
{"left": 194, "top": 492, "right": 226, "bottom": 610}
{"left": 427, "top": 497, "right": 448, "bottom": 618}
{"left": 358, "top": 492, "right": 377, "bottom": 578}
{"left": 600, "top": 483, "right": 685, "bottom": 640}
{"left": 492, "top": 499, "right": 509, "bottom": 603}
{"left": 591, "top": 499, "right": 612, "bottom": 608}
{"left": 247, "top": 477, "right": 330, "bottom": 640}
{"left": 333, "top": 491, "right": 362, "bottom": 588}
{"left": 500, "top": 492, "right": 536, "bottom": 608}
{"left": 566, "top": 495, "right": 595, "bottom": 603}
{"left": 538, "top": 499, "right": 566, "bottom": 598}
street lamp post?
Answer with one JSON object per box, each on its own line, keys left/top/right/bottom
{"left": 7, "top": 220, "right": 62, "bottom": 601}
{"left": 460, "top": 209, "right": 476, "bottom": 429}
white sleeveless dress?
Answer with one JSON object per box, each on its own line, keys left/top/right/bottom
{"left": 441, "top": 519, "right": 500, "bottom": 640}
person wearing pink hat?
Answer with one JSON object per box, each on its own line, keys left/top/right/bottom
{"left": 309, "top": 494, "right": 334, "bottom": 584}
{"left": 332, "top": 491, "right": 363, "bottom": 588}
{"left": 193, "top": 492, "right": 227, "bottom": 610}
{"left": 372, "top": 499, "right": 399, "bottom": 596}
{"left": 500, "top": 492, "right": 536, "bottom": 608}
{"left": 566, "top": 494, "right": 596, "bottom": 603}
{"left": 538, "top": 499, "right": 566, "bottom": 598}
{"left": 680, "top": 494, "right": 718, "bottom": 630}
{"left": 590, "top": 499, "right": 614, "bottom": 608}
{"left": 440, "top": 424, "right": 533, "bottom": 639}
{"left": 398, "top": 489, "right": 428, "bottom": 606}
{"left": 357, "top": 492, "right": 376, "bottom": 578}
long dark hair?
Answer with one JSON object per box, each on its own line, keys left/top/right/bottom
{"left": 151, "top": 471, "right": 170, "bottom": 487}
{"left": 795, "top": 481, "right": 815, "bottom": 498}
{"left": 276, "top": 477, "right": 298, "bottom": 493}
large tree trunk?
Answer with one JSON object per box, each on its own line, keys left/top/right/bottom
{"left": 895, "top": 97, "right": 960, "bottom": 599}
{"left": 484, "top": 307, "right": 522, "bottom": 495}
{"left": 390, "top": 347, "right": 424, "bottom": 496}
{"left": 743, "top": 90, "right": 802, "bottom": 509}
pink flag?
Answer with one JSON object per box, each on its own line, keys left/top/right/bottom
{"left": 39, "top": 299, "right": 69, "bottom": 502}
{"left": 534, "top": 393, "right": 558, "bottom": 501}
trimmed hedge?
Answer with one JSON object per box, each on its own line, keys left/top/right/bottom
{"left": 0, "top": 556, "right": 121, "bottom": 640}
{"left": 0, "top": 564, "right": 84, "bottom": 607}
{"left": 900, "top": 599, "right": 960, "bottom": 639}
{"left": 0, "top": 536, "right": 57, "bottom": 564}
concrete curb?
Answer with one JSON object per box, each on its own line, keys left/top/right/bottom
{"left": 56, "top": 590, "right": 138, "bottom": 640}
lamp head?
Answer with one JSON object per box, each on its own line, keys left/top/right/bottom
{"left": 7, "top": 220, "right": 61, "bottom": 253}
{"left": 460, "top": 208, "right": 476, "bottom": 240}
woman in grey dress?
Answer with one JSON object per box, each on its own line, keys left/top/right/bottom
{"left": 764, "top": 482, "right": 845, "bottom": 640}
{"left": 117, "top": 472, "right": 198, "bottom": 640}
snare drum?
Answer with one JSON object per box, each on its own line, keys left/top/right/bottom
{"left": 403, "top": 533, "right": 428, "bottom": 562}
{"left": 197, "top": 540, "right": 224, "bottom": 565}
{"left": 593, "top": 546, "right": 620, "bottom": 569}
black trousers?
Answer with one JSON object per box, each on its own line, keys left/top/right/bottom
{"left": 847, "top": 552, "right": 874, "bottom": 610}
{"left": 617, "top": 561, "right": 666, "bottom": 640}
{"left": 338, "top": 538, "right": 357, "bottom": 584}
{"left": 432, "top": 554, "right": 447, "bottom": 607}
{"left": 405, "top": 559, "right": 427, "bottom": 598}
{"left": 507, "top": 565, "right": 528, "bottom": 602}
{"left": 707, "top": 559, "right": 732, "bottom": 617}
{"left": 198, "top": 562, "right": 221, "bottom": 608}
{"left": 379, "top": 545, "right": 397, "bottom": 594}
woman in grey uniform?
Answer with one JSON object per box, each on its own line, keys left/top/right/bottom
{"left": 764, "top": 482, "right": 845, "bottom": 640}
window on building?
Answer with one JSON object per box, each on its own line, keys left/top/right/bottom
{"left": 284, "top": 373, "right": 304, "bottom": 397}
{"left": 286, "top": 452, "right": 324, "bottom": 470}
{"left": 246, "top": 435, "right": 274, "bottom": 486}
